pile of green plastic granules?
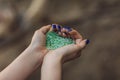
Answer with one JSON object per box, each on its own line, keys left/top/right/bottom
{"left": 46, "top": 31, "right": 75, "bottom": 50}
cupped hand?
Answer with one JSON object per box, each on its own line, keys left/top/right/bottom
{"left": 29, "top": 25, "right": 51, "bottom": 55}
{"left": 44, "top": 24, "right": 89, "bottom": 63}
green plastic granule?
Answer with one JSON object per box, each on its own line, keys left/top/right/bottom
{"left": 46, "top": 31, "right": 75, "bottom": 50}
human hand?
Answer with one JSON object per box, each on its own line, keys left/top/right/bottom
{"left": 28, "top": 24, "right": 89, "bottom": 63}
{"left": 41, "top": 24, "right": 89, "bottom": 80}
{"left": 29, "top": 25, "right": 51, "bottom": 56}
{"left": 0, "top": 25, "right": 52, "bottom": 80}
{"left": 44, "top": 24, "right": 89, "bottom": 63}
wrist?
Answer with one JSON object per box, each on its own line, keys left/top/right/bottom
{"left": 28, "top": 44, "right": 48, "bottom": 55}
{"left": 25, "top": 45, "right": 48, "bottom": 64}
{"left": 43, "top": 52, "right": 63, "bottom": 63}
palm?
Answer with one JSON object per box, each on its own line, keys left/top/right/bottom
{"left": 31, "top": 25, "right": 86, "bottom": 63}
{"left": 45, "top": 25, "right": 85, "bottom": 63}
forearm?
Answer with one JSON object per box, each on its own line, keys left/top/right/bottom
{"left": 0, "top": 45, "right": 44, "bottom": 80}
{"left": 41, "top": 54, "right": 63, "bottom": 80}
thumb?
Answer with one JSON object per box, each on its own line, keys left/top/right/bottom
{"left": 77, "top": 39, "right": 88, "bottom": 49}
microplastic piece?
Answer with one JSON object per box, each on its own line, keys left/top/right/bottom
{"left": 46, "top": 31, "right": 75, "bottom": 50}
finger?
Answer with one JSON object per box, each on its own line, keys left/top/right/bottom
{"left": 39, "top": 25, "right": 51, "bottom": 34}
{"left": 76, "top": 39, "right": 82, "bottom": 44}
{"left": 63, "top": 26, "right": 72, "bottom": 32}
{"left": 56, "top": 25, "right": 62, "bottom": 32}
{"left": 50, "top": 24, "right": 57, "bottom": 31}
{"left": 61, "top": 27, "right": 71, "bottom": 38}
{"left": 61, "top": 26, "right": 72, "bottom": 33}
{"left": 62, "top": 32, "right": 67, "bottom": 37}
{"left": 61, "top": 27, "right": 66, "bottom": 33}
{"left": 69, "top": 29, "right": 83, "bottom": 39}
{"left": 58, "top": 32, "right": 62, "bottom": 36}
{"left": 60, "top": 28, "right": 66, "bottom": 37}
{"left": 77, "top": 39, "right": 88, "bottom": 49}
{"left": 50, "top": 24, "right": 62, "bottom": 32}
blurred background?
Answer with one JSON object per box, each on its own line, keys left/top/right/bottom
{"left": 0, "top": 0, "right": 120, "bottom": 80}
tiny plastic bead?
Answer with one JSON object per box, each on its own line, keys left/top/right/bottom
{"left": 46, "top": 31, "right": 74, "bottom": 50}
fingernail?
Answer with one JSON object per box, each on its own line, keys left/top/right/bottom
{"left": 52, "top": 24, "right": 56, "bottom": 29}
{"left": 86, "top": 39, "right": 90, "bottom": 45}
{"left": 57, "top": 25, "right": 61, "bottom": 32}
{"left": 64, "top": 26, "right": 72, "bottom": 32}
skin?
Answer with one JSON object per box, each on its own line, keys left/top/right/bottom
{"left": 0, "top": 25, "right": 51, "bottom": 80}
{"left": 0, "top": 25, "right": 87, "bottom": 80}
{"left": 41, "top": 25, "right": 87, "bottom": 80}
